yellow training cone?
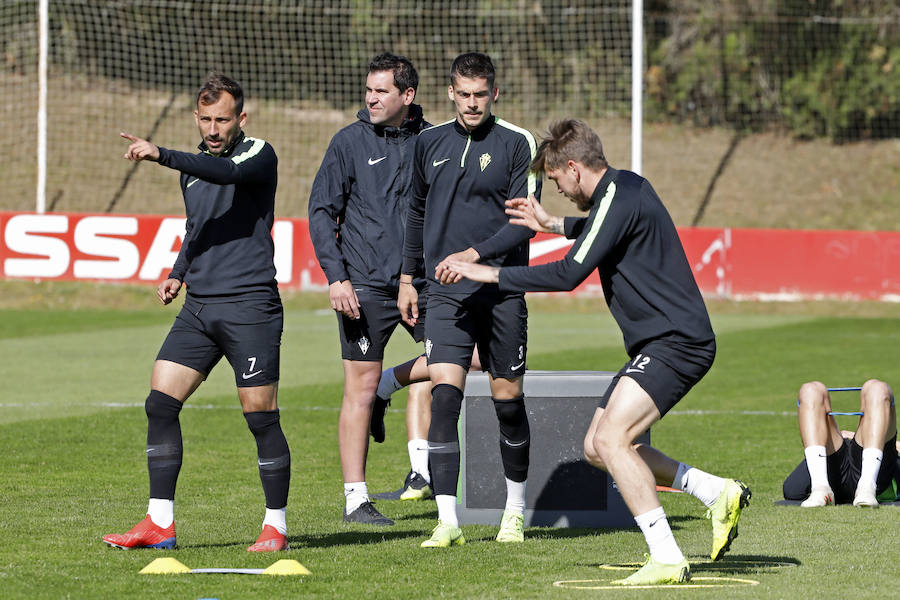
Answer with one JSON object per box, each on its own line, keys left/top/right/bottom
{"left": 262, "top": 559, "right": 311, "bottom": 576}
{"left": 140, "top": 557, "right": 191, "bottom": 574}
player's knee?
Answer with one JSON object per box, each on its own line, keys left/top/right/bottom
{"left": 861, "top": 379, "right": 893, "bottom": 409}
{"left": 342, "top": 363, "right": 381, "bottom": 404}
{"left": 490, "top": 381, "right": 522, "bottom": 400}
{"left": 145, "top": 390, "right": 183, "bottom": 420}
{"left": 244, "top": 409, "right": 290, "bottom": 457}
{"left": 429, "top": 384, "right": 463, "bottom": 442}
{"left": 341, "top": 387, "right": 378, "bottom": 410}
{"left": 583, "top": 435, "right": 606, "bottom": 469}
{"left": 408, "top": 381, "right": 432, "bottom": 403}
{"left": 493, "top": 396, "right": 529, "bottom": 440}
{"left": 431, "top": 383, "right": 463, "bottom": 413}
{"left": 592, "top": 434, "right": 613, "bottom": 465}
{"left": 797, "top": 381, "right": 828, "bottom": 409}
{"left": 244, "top": 409, "right": 281, "bottom": 433}
{"left": 590, "top": 420, "right": 630, "bottom": 464}
{"left": 861, "top": 378, "right": 890, "bottom": 399}
{"left": 494, "top": 397, "right": 529, "bottom": 481}
{"left": 583, "top": 419, "right": 610, "bottom": 468}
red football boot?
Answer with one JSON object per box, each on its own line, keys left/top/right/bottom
{"left": 103, "top": 515, "right": 176, "bottom": 550}
{"left": 246, "top": 524, "right": 289, "bottom": 552}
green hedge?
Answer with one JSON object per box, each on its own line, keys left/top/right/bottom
{"left": 781, "top": 30, "right": 900, "bottom": 140}
{"left": 644, "top": 2, "right": 899, "bottom": 140}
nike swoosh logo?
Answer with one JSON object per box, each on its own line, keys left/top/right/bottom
{"left": 258, "top": 461, "right": 275, "bottom": 466}
{"left": 510, "top": 361, "right": 525, "bottom": 371}
{"left": 368, "top": 156, "right": 387, "bottom": 165}
{"left": 504, "top": 439, "right": 528, "bottom": 448}
{"left": 186, "top": 177, "right": 200, "bottom": 188}
{"left": 426, "top": 445, "right": 447, "bottom": 451}
{"left": 432, "top": 158, "right": 450, "bottom": 167}
{"left": 625, "top": 368, "right": 645, "bottom": 374}
{"left": 242, "top": 370, "right": 263, "bottom": 380}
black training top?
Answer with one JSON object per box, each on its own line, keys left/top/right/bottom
{"left": 158, "top": 131, "right": 278, "bottom": 300}
{"left": 308, "top": 104, "right": 429, "bottom": 293}
{"left": 499, "top": 167, "right": 715, "bottom": 356}
{"left": 402, "top": 116, "right": 541, "bottom": 296}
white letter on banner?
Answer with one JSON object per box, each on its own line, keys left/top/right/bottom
{"left": 139, "top": 218, "right": 186, "bottom": 281}
{"left": 73, "top": 216, "right": 140, "bottom": 279}
{"left": 272, "top": 220, "right": 293, "bottom": 284}
{"left": 4, "top": 214, "right": 70, "bottom": 278}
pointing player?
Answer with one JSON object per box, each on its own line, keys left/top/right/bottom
{"left": 448, "top": 119, "right": 750, "bottom": 584}
{"left": 103, "top": 73, "right": 291, "bottom": 552}
{"left": 400, "top": 52, "right": 540, "bottom": 547}
{"left": 308, "top": 53, "right": 429, "bottom": 525}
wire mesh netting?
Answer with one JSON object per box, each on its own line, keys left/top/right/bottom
{"left": 1, "top": 1, "right": 898, "bottom": 226}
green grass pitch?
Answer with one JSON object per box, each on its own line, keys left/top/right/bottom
{"left": 1, "top": 287, "right": 898, "bottom": 598}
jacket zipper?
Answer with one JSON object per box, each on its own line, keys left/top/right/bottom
{"left": 460, "top": 134, "right": 472, "bottom": 168}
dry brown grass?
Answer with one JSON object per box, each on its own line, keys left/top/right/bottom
{"left": 2, "top": 73, "right": 898, "bottom": 231}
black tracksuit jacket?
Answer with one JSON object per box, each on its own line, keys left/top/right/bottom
{"left": 499, "top": 167, "right": 715, "bottom": 358}
{"left": 158, "top": 132, "right": 278, "bottom": 300}
{"left": 308, "top": 105, "right": 429, "bottom": 294}
{"left": 402, "top": 116, "right": 541, "bottom": 296}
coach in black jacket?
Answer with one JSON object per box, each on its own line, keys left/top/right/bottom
{"left": 308, "top": 53, "right": 428, "bottom": 526}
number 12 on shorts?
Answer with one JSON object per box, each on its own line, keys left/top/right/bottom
{"left": 626, "top": 354, "right": 650, "bottom": 375}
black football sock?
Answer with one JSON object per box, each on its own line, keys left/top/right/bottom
{"left": 145, "top": 390, "right": 183, "bottom": 500}
{"left": 493, "top": 396, "right": 530, "bottom": 483}
{"left": 244, "top": 410, "right": 291, "bottom": 509}
{"left": 428, "top": 384, "right": 463, "bottom": 496}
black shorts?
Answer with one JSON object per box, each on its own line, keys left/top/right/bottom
{"left": 424, "top": 288, "right": 527, "bottom": 379}
{"left": 337, "top": 287, "right": 424, "bottom": 362}
{"left": 827, "top": 436, "right": 899, "bottom": 503}
{"left": 783, "top": 437, "right": 900, "bottom": 502}
{"left": 600, "top": 338, "right": 716, "bottom": 417}
{"left": 157, "top": 294, "right": 283, "bottom": 387}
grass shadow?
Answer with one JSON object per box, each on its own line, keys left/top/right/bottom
{"left": 391, "top": 509, "right": 438, "bottom": 522}
{"left": 578, "top": 554, "right": 800, "bottom": 572}
{"left": 532, "top": 513, "right": 701, "bottom": 542}
{"left": 286, "top": 528, "right": 428, "bottom": 548}
{"left": 689, "top": 554, "right": 801, "bottom": 574}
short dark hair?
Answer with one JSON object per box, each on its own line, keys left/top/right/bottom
{"left": 369, "top": 52, "right": 419, "bottom": 94}
{"left": 532, "top": 120, "right": 607, "bottom": 173}
{"left": 197, "top": 72, "right": 244, "bottom": 114}
{"left": 450, "top": 52, "right": 495, "bottom": 88}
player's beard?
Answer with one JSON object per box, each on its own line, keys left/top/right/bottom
{"left": 570, "top": 190, "right": 592, "bottom": 212}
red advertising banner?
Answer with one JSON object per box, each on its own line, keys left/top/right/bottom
{"left": 530, "top": 227, "right": 900, "bottom": 301}
{"left": 1, "top": 212, "right": 898, "bottom": 301}
{"left": 0, "top": 212, "right": 322, "bottom": 289}
{"left": 679, "top": 227, "right": 900, "bottom": 301}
